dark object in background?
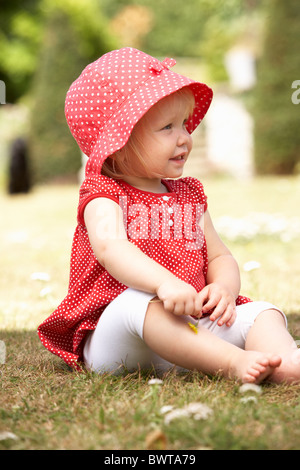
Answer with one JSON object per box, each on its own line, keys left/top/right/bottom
{"left": 8, "top": 138, "right": 31, "bottom": 194}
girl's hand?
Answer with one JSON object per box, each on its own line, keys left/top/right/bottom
{"left": 156, "top": 278, "right": 202, "bottom": 317}
{"left": 198, "top": 283, "right": 237, "bottom": 327}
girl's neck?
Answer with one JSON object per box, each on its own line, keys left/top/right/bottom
{"left": 121, "top": 176, "right": 168, "bottom": 194}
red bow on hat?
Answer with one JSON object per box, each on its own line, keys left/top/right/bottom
{"left": 149, "top": 57, "right": 177, "bottom": 74}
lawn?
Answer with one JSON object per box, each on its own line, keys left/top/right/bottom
{"left": 1, "top": 175, "right": 300, "bottom": 450}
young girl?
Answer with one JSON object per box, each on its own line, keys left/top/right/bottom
{"left": 38, "top": 47, "right": 300, "bottom": 384}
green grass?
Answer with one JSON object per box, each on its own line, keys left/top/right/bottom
{"left": 1, "top": 176, "right": 300, "bottom": 450}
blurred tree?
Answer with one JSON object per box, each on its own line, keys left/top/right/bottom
{"left": 29, "top": 0, "right": 117, "bottom": 182}
{"left": 101, "top": 0, "right": 254, "bottom": 81}
{"left": 253, "top": 0, "right": 300, "bottom": 174}
{"left": 0, "top": 1, "right": 43, "bottom": 102}
{"left": 110, "top": 5, "right": 153, "bottom": 50}
{"left": 1, "top": 0, "right": 259, "bottom": 103}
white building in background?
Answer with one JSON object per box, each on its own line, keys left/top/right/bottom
{"left": 204, "top": 46, "right": 256, "bottom": 180}
{"left": 225, "top": 46, "right": 256, "bottom": 92}
{"left": 205, "top": 94, "right": 254, "bottom": 180}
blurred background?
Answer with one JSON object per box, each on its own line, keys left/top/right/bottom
{"left": 0, "top": 0, "right": 300, "bottom": 330}
{"left": 0, "top": 0, "right": 299, "bottom": 186}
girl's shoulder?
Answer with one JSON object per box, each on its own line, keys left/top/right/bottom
{"left": 80, "top": 174, "right": 126, "bottom": 198}
{"left": 78, "top": 174, "right": 127, "bottom": 225}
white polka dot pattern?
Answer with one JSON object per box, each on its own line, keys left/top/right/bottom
{"left": 64, "top": 47, "right": 213, "bottom": 174}
{"left": 37, "top": 176, "right": 251, "bottom": 369}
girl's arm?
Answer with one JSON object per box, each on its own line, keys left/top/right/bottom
{"left": 84, "top": 197, "right": 202, "bottom": 317}
{"left": 199, "top": 210, "right": 241, "bottom": 326}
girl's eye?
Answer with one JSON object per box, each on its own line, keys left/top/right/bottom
{"left": 162, "top": 123, "right": 172, "bottom": 130}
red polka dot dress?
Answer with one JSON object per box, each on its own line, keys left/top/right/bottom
{"left": 37, "top": 175, "right": 251, "bottom": 369}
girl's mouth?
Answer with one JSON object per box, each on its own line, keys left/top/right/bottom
{"left": 170, "top": 155, "right": 185, "bottom": 161}
{"left": 169, "top": 155, "right": 186, "bottom": 166}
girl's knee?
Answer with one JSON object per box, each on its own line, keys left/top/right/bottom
{"left": 255, "top": 308, "right": 287, "bottom": 328}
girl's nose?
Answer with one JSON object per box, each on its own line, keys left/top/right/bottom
{"left": 178, "top": 127, "right": 192, "bottom": 148}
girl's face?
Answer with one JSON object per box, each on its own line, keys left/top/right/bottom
{"left": 121, "top": 91, "right": 193, "bottom": 191}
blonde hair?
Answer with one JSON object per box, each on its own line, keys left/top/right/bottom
{"left": 101, "top": 87, "right": 195, "bottom": 179}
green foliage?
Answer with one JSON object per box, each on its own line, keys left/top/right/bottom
{"left": 253, "top": 0, "right": 300, "bottom": 174}
{"left": 29, "top": 9, "right": 83, "bottom": 182}
{"left": 0, "top": 2, "right": 43, "bottom": 102}
{"left": 101, "top": 0, "right": 249, "bottom": 81}
{"left": 143, "top": 0, "right": 243, "bottom": 59}
{"left": 1, "top": 0, "right": 259, "bottom": 104}
{"left": 4, "top": 0, "right": 299, "bottom": 178}
{"left": 0, "top": 0, "right": 117, "bottom": 103}
{"left": 28, "top": 0, "right": 117, "bottom": 182}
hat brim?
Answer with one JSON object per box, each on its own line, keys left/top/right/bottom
{"left": 88, "top": 68, "right": 213, "bottom": 171}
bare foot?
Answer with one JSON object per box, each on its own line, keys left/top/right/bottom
{"left": 230, "top": 350, "right": 282, "bottom": 383}
{"left": 268, "top": 348, "right": 300, "bottom": 384}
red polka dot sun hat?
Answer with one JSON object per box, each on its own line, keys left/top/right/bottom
{"left": 65, "top": 47, "right": 213, "bottom": 173}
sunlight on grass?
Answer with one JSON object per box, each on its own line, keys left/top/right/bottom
{"left": 0, "top": 185, "right": 77, "bottom": 329}
{"left": 204, "top": 176, "right": 300, "bottom": 314}
{"left": 1, "top": 177, "right": 300, "bottom": 450}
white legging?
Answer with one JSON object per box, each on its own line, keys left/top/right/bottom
{"left": 83, "top": 288, "right": 286, "bottom": 375}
